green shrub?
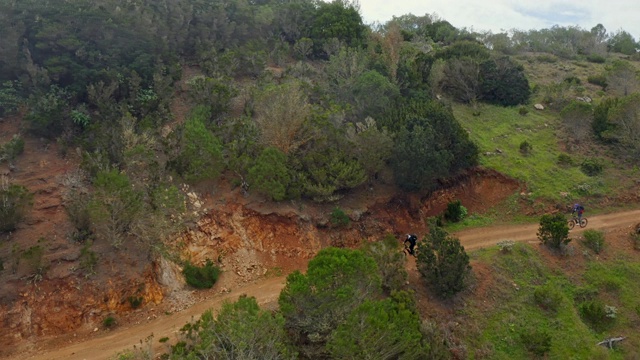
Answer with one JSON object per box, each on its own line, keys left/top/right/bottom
{"left": 536, "top": 54, "right": 557, "bottom": 63}
{"left": 0, "top": 183, "right": 33, "bottom": 233}
{"left": 248, "top": 147, "right": 290, "bottom": 201}
{"left": 416, "top": 225, "right": 471, "bottom": 298}
{"left": 582, "top": 230, "right": 605, "bottom": 254}
{"left": 128, "top": 296, "right": 143, "bottom": 309}
{"left": 182, "top": 259, "right": 221, "bottom": 289}
{"left": 586, "top": 54, "right": 607, "bottom": 64}
{"left": 580, "top": 158, "right": 603, "bottom": 176}
{"left": 520, "top": 328, "right": 552, "bottom": 356}
{"left": 519, "top": 140, "right": 532, "bottom": 155}
{"left": 103, "top": 316, "right": 116, "bottom": 328}
{"left": 0, "top": 135, "right": 25, "bottom": 163}
{"left": 79, "top": 243, "right": 98, "bottom": 277}
{"left": 537, "top": 213, "right": 570, "bottom": 249}
{"left": 533, "top": 284, "right": 563, "bottom": 312}
{"left": 330, "top": 207, "right": 350, "bottom": 227}
{"left": 556, "top": 153, "right": 574, "bottom": 167}
{"left": 563, "top": 76, "right": 581, "bottom": 85}
{"left": 444, "top": 200, "right": 467, "bottom": 223}
{"left": 518, "top": 106, "right": 529, "bottom": 116}
{"left": 587, "top": 74, "right": 607, "bottom": 88}
{"left": 579, "top": 299, "right": 615, "bottom": 330}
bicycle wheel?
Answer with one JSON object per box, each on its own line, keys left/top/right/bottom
{"left": 579, "top": 218, "right": 588, "bottom": 228}
{"left": 568, "top": 219, "right": 575, "bottom": 230}
{"left": 403, "top": 240, "right": 413, "bottom": 255}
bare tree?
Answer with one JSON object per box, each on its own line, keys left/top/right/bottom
{"left": 253, "top": 81, "right": 313, "bottom": 154}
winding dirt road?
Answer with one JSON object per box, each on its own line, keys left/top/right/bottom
{"left": 16, "top": 209, "right": 640, "bottom": 360}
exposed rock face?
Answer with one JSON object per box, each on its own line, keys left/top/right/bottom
{"left": 0, "top": 168, "right": 520, "bottom": 352}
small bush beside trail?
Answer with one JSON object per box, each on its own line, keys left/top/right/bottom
{"left": 183, "top": 260, "right": 221, "bottom": 289}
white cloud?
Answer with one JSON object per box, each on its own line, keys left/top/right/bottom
{"left": 356, "top": 0, "right": 640, "bottom": 38}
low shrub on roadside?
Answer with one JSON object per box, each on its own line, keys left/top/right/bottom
{"left": 183, "top": 259, "right": 221, "bottom": 289}
{"left": 582, "top": 229, "right": 605, "bottom": 254}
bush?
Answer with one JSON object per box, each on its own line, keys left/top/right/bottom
{"left": 580, "top": 158, "right": 604, "bottom": 176}
{"left": 520, "top": 328, "right": 552, "bottom": 356}
{"left": 182, "top": 260, "right": 221, "bottom": 289}
{"left": 79, "top": 243, "right": 98, "bottom": 277}
{"left": 586, "top": 54, "right": 607, "bottom": 64}
{"left": 519, "top": 140, "right": 532, "bottom": 155}
{"left": 361, "top": 234, "right": 407, "bottom": 294}
{"left": 0, "top": 81, "right": 22, "bottom": 118}
{"left": 518, "top": 106, "right": 529, "bottom": 116}
{"left": 0, "top": 135, "right": 25, "bottom": 163}
{"left": 443, "top": 200, "right": 467, "bottom": 223}
{"left": 330, "top": 207, "right": 350, "bottom": 227}
{"left": 563, "top": 76, "right": 581, "bottom": 85}
{"left": 582, "top": 230, "right": 605, "bottom": 254}
{"left": 416, "top": 224, "right": 471, "bottom": 298}
{"left": 556, "top": 153, "right": 574, "bottom": 167}
{"left": 103, "top": 316, "right": 117, "bottom": 328}
{"left": 128, "top": 296, "right": 143, "bottom": 309}
{"left": 537, "top": 213, "right": 570, "bottom": 249}
{"left": 587, "top": 74, "right": 607, "bottom": 88}
{"left": 536, "top": 54, "right": 557, "bottom": 63}
{"left": 0, "top": 183, "right": 33, "bottom": 233}
{"left": 533, "top": 284, "right": 563, "bottom": 312}
{"left": 497, "top": 240, "right": 515, "bottom": 253}
{"left": 579, "top": 299, "right": 615, "bottom": 330}
{"left": 248, "top": 147, "right": 290, "bottom": 201}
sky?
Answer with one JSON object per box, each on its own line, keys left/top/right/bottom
{"left": 356, "top": 0, "right": 640, "bottom": 38}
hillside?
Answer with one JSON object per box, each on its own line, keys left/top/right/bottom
{"left": 2, "top": 1, "right": 640, "bottom": 359}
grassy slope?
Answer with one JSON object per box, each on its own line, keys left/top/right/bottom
{"left": 463, "top": 242, "right": 640, "bottom": 359}
{"left": 452, "top": 53, "right": 640, "bottom": 217}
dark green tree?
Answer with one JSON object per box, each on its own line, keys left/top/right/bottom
{"left": 173, "top": 107, "right": 225, "bottom": 183}
{"left": 326, "top": 291, "right": 431, "bottom": 359}
{"left": 592, "top": 97, "right": 618, "bottom": 141}
{"left": 174, "top": 295, "right": 296, "bottom": 359}
{"left": 248, "top": 147, "right": 291, "bottom": 201}
{"left": 309, "top": 0, "right": 367, "bottom": 57}
{"left": 392, "top": 123, "right": 452, "bottom": 191}
{"left": 479, "top": 57, "right": 531, "bottom": 106}
{"left": 278, "top": 247, "right": 382, "bottom": 358}
{"left": 417, "top": 224, "right": 471, "bottom": 298}
{"left": 537, "top": 213, "right": 570, "bottom": 249}
{"left": 608, "top": 30, "right": 639, "bottom": 55}
{"left": 388, "top": 101, "right": 478, "bottom": 191}
{"left": 352, "top": 70, "right": 400, "bottom": 119}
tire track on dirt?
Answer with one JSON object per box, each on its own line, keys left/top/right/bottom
{"left": 16, "top": 209, "right": 640, "bottom": 360}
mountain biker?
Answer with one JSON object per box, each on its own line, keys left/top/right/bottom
{"left": 572, "top": 203, "right": 585, "bottom": 223}
{"left": 406, "top": 234, "right": 418, "bottom": 255}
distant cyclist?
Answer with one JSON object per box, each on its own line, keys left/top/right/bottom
{"left": 572, "top": 203, "right": 585, "bottom": 222}
{"left": 406, "top": 234, "right": 418, "bottom": 256}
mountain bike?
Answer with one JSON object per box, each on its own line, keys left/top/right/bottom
{"left": 568, "top": 216, "right": 588, "bottom": 229}
{"left": 401, "top": 237, "right": 416, "bottom": 256}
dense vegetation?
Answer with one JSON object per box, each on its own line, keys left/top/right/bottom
{"left": 3, "top": 0, "right": 640, "bottom": 358}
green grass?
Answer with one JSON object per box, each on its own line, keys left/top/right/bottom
{"left": 454, "top": 104, "right": 614, "bottom": 202}
{"left": 465, "top": 243, "right": 639, "bottom": 359}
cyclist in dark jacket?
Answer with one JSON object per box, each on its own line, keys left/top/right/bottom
{"left": 406, "top": 234, "right": 418, "bottom": 255}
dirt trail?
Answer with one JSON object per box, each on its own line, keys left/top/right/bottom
{"left": 17, "top": 209, "right": 640, "bottom": 360}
